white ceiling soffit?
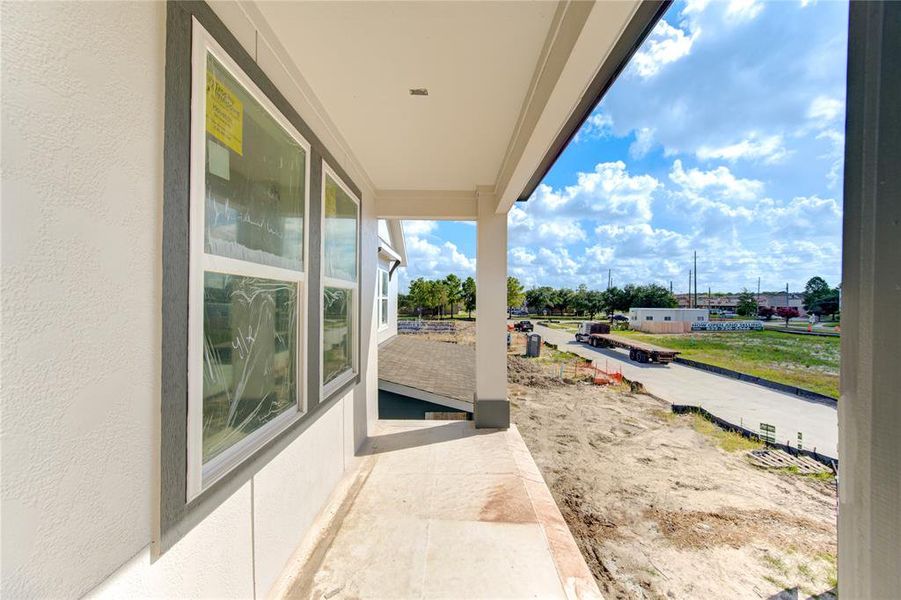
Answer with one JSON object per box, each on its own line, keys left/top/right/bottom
{"left": 253, "top": 1, "right": 554, "bottom": 189}
{"left": 252, "top": 1, "right": 643, "bottom": 211}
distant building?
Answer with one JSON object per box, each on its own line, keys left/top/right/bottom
{"left": 628, "top": 308, "right": 709, "bottom": 332}
{"left": 675, "top": 292, "right": 807, "bottom": 317}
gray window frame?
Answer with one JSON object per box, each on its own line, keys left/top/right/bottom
{"left": 161, "top": 0, "right": 361, "bottom": 555}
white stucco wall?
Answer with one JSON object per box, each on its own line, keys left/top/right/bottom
{"left": 376, "top": 256, "right": 400, "bottom": 346}
{"left": 1, "top": 1, "right": 378, "bottom": 598}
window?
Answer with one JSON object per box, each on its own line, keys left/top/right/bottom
{"left": 321, "top": 166, "right": 359, "bottom": 395}
{"left": 378, "top": 268, "right": 389, "bottom": 330}
{"left": 664, "top": 316, "right": 672, "bottom": 321}
{"left": 698, "top": 316, "right": 705, "bottom": 321}
{"left": 646, "top": 316, "right": 654, "bottom": 321}
{"left": 187, "top": 24, "right": 310, "bottom": 500}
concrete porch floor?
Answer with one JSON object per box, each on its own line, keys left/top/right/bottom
{"left": 273, "top": 420, "right": 601, "bottom": 599}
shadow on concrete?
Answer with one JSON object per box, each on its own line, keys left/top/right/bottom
{"left": 359, "top": 421, "right": 497, "bottom": 456}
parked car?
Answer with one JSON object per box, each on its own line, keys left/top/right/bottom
{"left": 513, "top": 320, "right": 534, "bottom": 332}
{"left": 611, "top": 314, "right": 629, "bottom": 322}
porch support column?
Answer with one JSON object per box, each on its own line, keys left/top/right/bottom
{"left": 474, "top": 188, "right": 509, "bottom": 428}
{"left": 839, "top": 2, "right": 901, "bottom": 596}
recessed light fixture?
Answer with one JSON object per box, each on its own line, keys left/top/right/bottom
{"left": 409, "top": 88, "right": 429, "bottom": 96}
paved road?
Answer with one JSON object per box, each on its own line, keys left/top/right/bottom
{"left": 534, "top": 324, "right": 838, "bottom": 459}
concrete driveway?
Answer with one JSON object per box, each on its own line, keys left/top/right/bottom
{"left": 532, "top": 324, "right": 838, "bottom": 460}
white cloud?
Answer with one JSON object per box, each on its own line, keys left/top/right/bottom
{"left": 724, "top": 0, "right": 764, "bottom": 23}
{"left": 509, "top": 162, "right": 661, "bottom": 251}
{"left": 669, "top": 159, "right": 763, "bottom": 201}
{"left": 400, "top": 231, "right": 475, "bottom": 289}
{"left": 537, "top": 220, "right": 586, "bottom": 243}
{"left": 403, "top": 220, "right": 438, "bottom": 236}
{"left": 815, "top": 129, "right": 845, "bottom": 188}
{"left": 594, "top": 223, "right": 692, "bottom": 260}
{"left": 569, "top": 161, "right": 659, "bottom": 223}
{"left": 629, "top": 127, "right": 656, "bottom": 159}
{"left": 574, "top": 111, "right": 614, "bottom": 143}
{"left": 807, "top": 95, "right": 843, "bottom": 124}
{"left": 631, "top": 20, "right": 698, "bottom": 79}
{"left": 696, "top": 133, "right": 789, "bottom": 164}
{"left": 509, "top": 246, "right": 536, "bottom": 266}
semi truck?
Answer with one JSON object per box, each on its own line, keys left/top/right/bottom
{"left": 574, "top": 322, "right": 679, "bottom": 364}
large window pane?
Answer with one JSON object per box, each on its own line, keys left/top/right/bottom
{"left": 205, "top": 53, "right": 305, "bottom": 271}
{"left": 323, "top": 175, "right": 357, "bottom": 281}
{"left": 202, "top": 272, "right": 297, "bottom": 463}
{"left": 323, "top": 287, "right": 353, "bottom": 384}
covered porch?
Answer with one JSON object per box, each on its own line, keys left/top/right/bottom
{"left": 3, "top": 0, "right": 899, "bottom": 598}
{"left": 271, "top": 420, "right": 600, "bottom": 599}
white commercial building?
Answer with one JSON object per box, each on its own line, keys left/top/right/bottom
{"left": 628, "top": 308, "right": 709, "bottom": 332}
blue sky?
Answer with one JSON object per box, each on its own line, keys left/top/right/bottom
{"left": 400, "top": 0, "right": 847, "bottom": 294}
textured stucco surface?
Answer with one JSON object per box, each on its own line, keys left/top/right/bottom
{"left": 1, "top": 2, "right": 166, "bottom": 597}
{"left": 1, "top": 1, "right": 379, "bottom": 597}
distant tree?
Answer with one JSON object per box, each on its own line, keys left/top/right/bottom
{"left": 627, "top": 283, "right": 679, "bottom": 309}
{"left": 443, "top": 274, "right": 462, "bottom": 317}
{"left": 601, "top": 286, "right": 630, "bottom": 315}
{"left": 507, "top": 276, "right": 525, "bottom": 316}
{"left": 573, "top": 284, "right": 591, "bottom": 316}
{"left": 462, "top": 276, "right": 476, "bottom": 319}
{"left": 585, "top": 290, "right": 606, "bottom": 319}
{"left": 553, "top": 288, "right": 575, "bottom": 316}
{"left": 398, "top": 292, "right": 413, "bottom": 316}
{"left": 736, "top": 289, "right": 758, "bottom": 317}
{"left": 812, "top": 290, "right": 840, "bottom": 319}
{"left": 525, "top": 286, "right": 554, "bottom": 315}
{"left": 776, "top": 306, "right": 800, "bottom": 327}
{"left": 802, "top": 277, "right": 831, "bottom": 312}
{"left": 433, "top": 280, "right": 449, "bottom": 319}
{"left": 757, "top": 306, "right": 776, "bottom": 321}
{"left": 407, "top": 278, "right": 429, "bottom": 316}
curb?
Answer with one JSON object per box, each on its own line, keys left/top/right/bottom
{"left": 671, "top": 404, "right": 838, "bottom": 468}
{"left": 764, "top": 327, "right": 840, "bottom": 338}
{"left": 673, "top": 357, "right": 837, "bottom": 407}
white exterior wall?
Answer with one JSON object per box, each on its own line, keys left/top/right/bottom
{"left": 1, "top": 2, "right": 377, "bottom": 598}
{"left": 376, "top": 256, "right": 400, "bottom": 345}
{"left": 628, "top": 308, "right": 709, "bottom": 329}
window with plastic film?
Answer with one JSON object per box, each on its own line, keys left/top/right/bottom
{"left": 321, "top": 167, "right": 359, "bottom": 395}
{"left": 188, "top": 33, "right": 310, "bottom": 500}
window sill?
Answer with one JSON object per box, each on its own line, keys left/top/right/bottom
{"left": 323, "top": 369, "right": 356, "bottom": 400}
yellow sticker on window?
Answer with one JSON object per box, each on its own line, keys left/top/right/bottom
{"left": 206, "top": 72, "right": 243, "bottom": 156}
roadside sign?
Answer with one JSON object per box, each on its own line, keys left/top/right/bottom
{"left": 760, "top": 422, "right": 776, "bottom": 444}
{"left": 797, "top": 432, "right": 803, "bottom": 451}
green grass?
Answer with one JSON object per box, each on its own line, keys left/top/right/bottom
{"left": 691, "top": 414, "right": 764, "bottom": 452}
{"left": 618, "top": 329, "right": 840, "bottom": 398}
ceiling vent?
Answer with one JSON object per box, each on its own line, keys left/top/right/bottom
{"left": 409, "top": 88, "right": 429, "bottom": 96}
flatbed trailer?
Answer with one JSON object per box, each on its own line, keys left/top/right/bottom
{"left": 586, "top": 333, "right": 679, "bottom": 364}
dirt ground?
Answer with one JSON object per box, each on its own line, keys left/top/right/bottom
{"left": 508, "top": 356, "right": 837, "bottom": 600}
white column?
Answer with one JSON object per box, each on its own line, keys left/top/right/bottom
{"left": 839, "top": 3, "right": 901, "bottom": 596}
{"left": 474, "top": 188, "right": 508, "bottom": 428}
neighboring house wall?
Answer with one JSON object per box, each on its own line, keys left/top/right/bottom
{"left": 376, "top": 256, "right": 400, "bottom": 345}
{"left": 1, "top": 3, "right": 377, "bottom": 598}
{"left": 376, "top": 219, "right": 404, "bottom": 346}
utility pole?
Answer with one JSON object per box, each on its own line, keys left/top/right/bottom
{"left": 757, "top": 277, "right": 761, "bottom": 306}
{"left": 693, "top": 251, "right": 698, "bottom": 309}
{"left": 786, "top": 283, "right": 790, "bottom": 311}
{"left": 607, "top": 269, "right": 612, "bottom": 290}
{"left": 688, "top": 270, "right": 692, "bottom": 308}
{"left": 708, "top": 286, "right": 711, "bottom": 310}
{"left": 669, "top": 280, "right": 673, "bottom": 294}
